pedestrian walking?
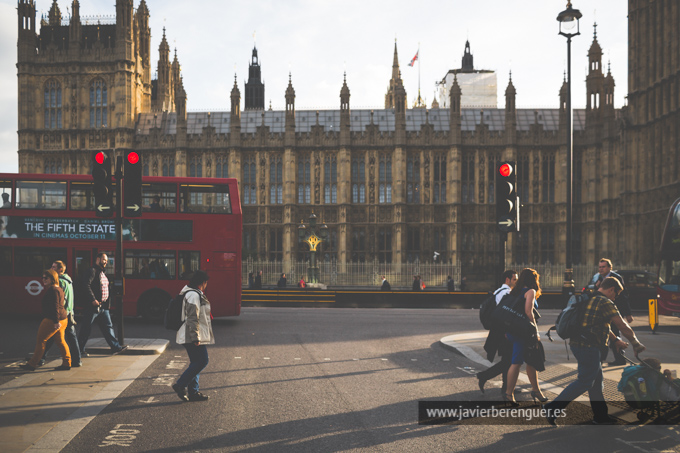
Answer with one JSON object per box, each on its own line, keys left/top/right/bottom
{"left": 277, "top": 273, "right": 287, "bottom": 288}
{"left": 592, "top": 258, "right": 633, "bottom": 366}
{"left": 477, "top": 270, "right": 517, "bottom": 395}
{"left": 503, "top": 268, "right": 548, "bottom": 406}
{"left": 77, "top": 253, "right": 127, "bottom": 356}
{"left": 41, "top": 261, "right": 81, "bottom": 367}
{"left": 172, "top": 270, "right": 214, "bottom": 402}
{"left": 254, "top": 270, "right": 263, "bottom": 289}
{"left": 381, "top": 275, "right": 391, "bottom": 291}
{"left": 298, "top": 277, "right": 306, "bottom": 288}
{"left": 446, "top": 276, "right": 455, "bottom": 291}
{"left": 21, "top": 269, "right": 70, "bottom": 371}
{"left": 412, "top": 275, "right": 422, "bottom": 291}
{"left": 248, "top": 271, "right": 254, "bottom": 289}
{"left": 544, "top": 277, "right": 646, "bottom": 426}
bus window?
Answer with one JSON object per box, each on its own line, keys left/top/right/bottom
{"left": 142, "top": 183, "right": 177, "bottom": 213}
{"left": 180, "top": 184, "right": 231, "bottom": 214}
{"left": 0, "top": 247, "right": 11, "bottom": 275}
{"left": 125, "top": 250, "right": 176, "bottom": 279}
{"left": 71, "top": 181, "right": 117, "bottom": 211}
{"left": 0, "top": 180, "right": 11, "bottom": 209}
{"left": 14, "top": 247, "right": 67, "bottom": 277}
{"left": 179, "top": 251, "right": 200, "bottom": 279}
{"left": 16, "top": 180, "right": 67, "bottom": 210}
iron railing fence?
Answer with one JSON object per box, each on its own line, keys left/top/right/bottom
{"left": 241, "top": 260, "right": 622, "bottom": 291}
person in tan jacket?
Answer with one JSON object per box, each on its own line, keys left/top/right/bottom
{"left": 172, "top": 270, "right": 214, "bottom": 402}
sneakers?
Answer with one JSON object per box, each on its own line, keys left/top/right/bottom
{"left": 172, "top": 383, "right": 189, "bottom": 402}
{"left": 111, "top": 345, "right": 129, "bottom": 355}
{"left": 72, "top": 361, "right": 83, "bottom": 367}
{"left": 55, "top": 364, "right": 71, "bottom": 371}
{"left": 188, "top": 392, "right": 209, "bottom": 402}
{"left": 592, "top": 415, "right": 618, "bottom": 425}
{"left": 19, "top": 364, "right": 36, "bottom": 372}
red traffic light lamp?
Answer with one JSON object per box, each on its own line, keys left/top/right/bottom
{"left": 95, "top": 151, "right": 107, "bottom": 165}
{"left": 127, "top": 151, "right": 140, "bottom": 165}
{"left": 499, "top": 163, "right": 513, "bottom": 178}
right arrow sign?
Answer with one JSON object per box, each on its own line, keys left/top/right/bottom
{"left": 497, "top": 217, "right": 514, "bottom": 232}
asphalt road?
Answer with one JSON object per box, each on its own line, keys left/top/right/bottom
{"left": 4, "top": 308, "right": 680, "bottom": 452}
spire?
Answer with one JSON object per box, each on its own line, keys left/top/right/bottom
{"left": 48, "top": 0, "right": 61, "bottom": 26}
{"left": 461, "top": 40, "right": 474, "bottom": 72}
{"left": 392, "top": 40, "right": 400, "bottom": 80}
{"left": 231, "top": 74, "right": 241, "bottom": 117}
{"left": 340, "top": 71, "right": 350, "bottom": 107}
{"left": 245, "top": 44, "right": 265, "bottom": 109}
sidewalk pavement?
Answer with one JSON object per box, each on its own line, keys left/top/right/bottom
{"left": 0, "top": 338, "right": 168, "bottom": 453}
{"left": 440, "top": 312, "right": 680, "bottom": 424}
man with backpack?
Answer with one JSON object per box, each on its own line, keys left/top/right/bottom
{"left": 592, "top": 258, "right": 633, "bottom": 366}
{"left": 544, "top": 277, "right": 646, "bottom": 426}
{"left": 476, "top": 270, "right": 517, "bottom": 394}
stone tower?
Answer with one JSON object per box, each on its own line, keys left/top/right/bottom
{"left": 245, "top": 46, "right": 265, "bottom": 110}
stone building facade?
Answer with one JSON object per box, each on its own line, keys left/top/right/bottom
{"left": 15, "top": 0, "right": 680, "bottom": 277}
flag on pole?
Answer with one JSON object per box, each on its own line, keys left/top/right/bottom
{"left": 408, "top": 51, "right": 419, "bottom": 67}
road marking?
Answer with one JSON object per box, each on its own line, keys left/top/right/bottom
{"left": 456, "top": 366, "right": 478, "bottom": 375}
{"left": 263, "top": 357, "right": 270, "bottom": 360}
{"left": 324, "top": 358, "right": 331, "bottom": 361}
{"left": 294, "top": 358, "right": 301, "bottom": 360}
{"left": 98, "top": 424, "right": 142, "bottom": 448}
{"left": 411, "top": 359, "right": 418, "bottom": 362}
{"left": 443, "top": 359, "right": 450, "bottom": 362}
{"left": 615, "top": 438, "right": 676, "bottom": 453}
{"left": 153, "top": 374, "right": 177, "bottom": 386}
{"left": 234, "top": 357, "right": 242, "bottom": 359}
{"left": 139, "top": 397, "right": 156, "bottom": 404}
{"left": 166, "top": 360, "right": 186, "bottom": 369}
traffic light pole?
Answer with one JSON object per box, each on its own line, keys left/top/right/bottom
{"left": 114, "top": 156, "right": 125, "bottom": 346}
{"left": 499, "top": 231, "right": 507, "bottom": 287}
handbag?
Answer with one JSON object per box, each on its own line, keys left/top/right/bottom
{"left": 491, "top": 292, "right": 537, "bottom": 342}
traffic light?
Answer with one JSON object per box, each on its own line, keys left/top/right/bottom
{"left": 92, "top": 150, "right": 113, "bottom": 217}
{"left": 496, "top": 161, "right": 519, "bottom": 232}
{"left": 124, "top": 150, "right": 142, "bottom": 218}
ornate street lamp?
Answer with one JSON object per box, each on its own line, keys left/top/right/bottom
{"left": 557, "top": 1, "right": 582, "bottom": 297}
{"left": 298, "top": 212, "right": 328, "bottom": 284}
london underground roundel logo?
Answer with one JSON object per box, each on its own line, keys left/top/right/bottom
{"left": 25, "top": 280, "right": 44, "bottom": 296}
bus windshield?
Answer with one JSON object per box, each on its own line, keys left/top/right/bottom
{"left": 657, "top": 197, "right": 680, "bottom": 316}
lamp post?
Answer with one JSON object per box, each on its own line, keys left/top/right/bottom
{"left": 557, "top": 1, "right": 582, "bottom": 297}
{"left": 297, "top": 212, "right": 328, "bottom": 284}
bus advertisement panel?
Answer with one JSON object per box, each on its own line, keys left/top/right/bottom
{"left": 0, "top": 174, "right": 241, "bottom": 320}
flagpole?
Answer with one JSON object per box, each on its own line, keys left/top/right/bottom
{"left": 418, "top": 43, "right": 421, "bottom": 106}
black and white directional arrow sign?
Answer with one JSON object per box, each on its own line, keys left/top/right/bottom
{"left": 126, "top": 204, "right": 140, "bottom": 212}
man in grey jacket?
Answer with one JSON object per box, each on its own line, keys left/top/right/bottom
{"left": 172, "top": 270, "right": 214, "bottom": 402}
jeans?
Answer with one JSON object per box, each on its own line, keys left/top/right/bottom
{"left": 77, "top": 308, "right": 121, "bottom": 353}
{"left": 544, "top": 345, "right": 608, "bottom": 421}
{"left": 43, "top": 318, "right": 81, "bottom": 365}
{"left": 176, "top": 344, "right": 209, "bottom": 395}
{"left": 28, "top": 318, "right": 70, "bottom": 368}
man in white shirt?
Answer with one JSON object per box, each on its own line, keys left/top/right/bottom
{"left": 477, "top": 270, "right": 518, "bottom": 394}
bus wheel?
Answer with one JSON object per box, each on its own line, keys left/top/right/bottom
{"left": 138, "top": 289, "right": 171, "bottom": 322}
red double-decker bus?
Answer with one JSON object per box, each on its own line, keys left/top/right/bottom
{"left": 658, "top": 196, "right": 680, "bottom": 317}
{"left": 0, "top": 173, "right": 241, "bottom": 320}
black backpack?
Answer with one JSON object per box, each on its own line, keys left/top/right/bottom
{"left": 479, "top": 287, "right": 505, "bottom": 330}
{"left": 164, "top": 290, "right": 197, "bottom": 331}
{"left": 552, "top": 292, "right": 592, "bottom": 340}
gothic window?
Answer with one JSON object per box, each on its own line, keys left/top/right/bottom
{"left": 542, "top": 154, "right": 555, "bottom": 203}
{"left": 351, "top": 228, "right": 366, "bottom": 262}
{"left": 406, "top": 156, "right": 420, "bottom": 203}
{"left": 242, "top": 156, "right": 256, "bottom": 205}
{"left": 215, "top": 156, "right": 228, "bottom": 178}
{"left": 351, "top": 157, "right": 365, "bottom": 204}
{"left": 406, "top": 226, "right": 420, "bottom": 263}
{"left": 143, "top": 161, "right": 149, "bottom": 177}
{"left": 89, "top": 79, "right": 108, "bottom": 128}
{"left": 162, "top": 157, "right": 175, "bottom": 177}
{"left": 488, "top": 153, "right": 500, "bottom": 204}
{"left": 433, "top": 227, "right": 447, "bottom": 262}
{"left": 270, "top": 156, "right": 283, "bottom": 204}
{"left": 433, "top": 154, "right": 446, "bottom": 203}
{"left": 44, "top": 80, "right": 62, "bottom": 129}
{"left": 44, "top": 159, "right": 62, "bottom": 174}
{"left": 378, "top": 227, "right": 392, "bottom": 263}
{"left": 189, "top": 156, "right": 202, "bottom": 177}
{"left": 540, "top": 226, "right": 555, "bottom": 263}
{"left": 243, "top": 229, "right": 257, "bottom": 259}
{"left": 322, "top": 228, "right": 337, "bottom": 262}
{"left": 574, "top": 154, "right": 582, "bottom": 204}
{"left": 517, "top": 155, "right": 530, "bottom": 203}
{"left": 269, "top": 228, "right": 283, "bottom": 262}
{"left": 462, "top": 154, "right": 475, "bottom": 203}
{"left": 324, "top": 156, "right": 337, "bottom": 204}
{"left": 297, "top": 156, "right": 311, "bottom": 204}
{"left": 379, "top": 155, "right": 392, "bottom": 203}
{"left": 462, "top": 226, "right": 475, "bottom": 252}
{"left": 515, "top": 229, "right": 529, "bottom": 264}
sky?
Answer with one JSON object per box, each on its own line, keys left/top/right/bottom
{"left": 0, "top": 0, "right": 629, "bottom": 173}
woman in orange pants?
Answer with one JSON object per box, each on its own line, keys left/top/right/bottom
{"left": 21, "top": 269, "right": 70, "bottom": 371}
